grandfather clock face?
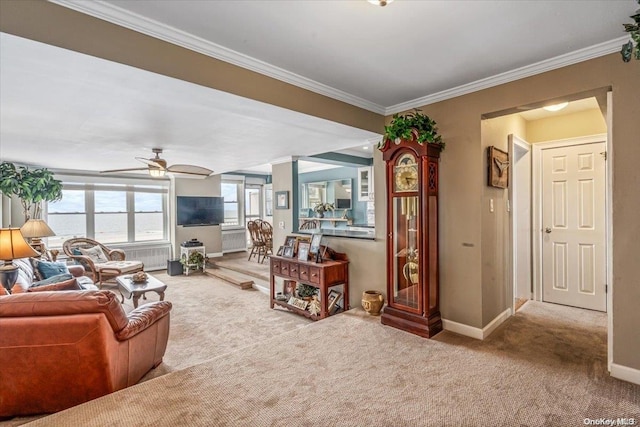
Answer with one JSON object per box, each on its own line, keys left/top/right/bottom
{"left": 394, "top": 153, "right": 419, "bottom": 192}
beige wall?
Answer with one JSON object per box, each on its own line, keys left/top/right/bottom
{"left": 526, "top": 109, "right": 607, "bottom": 143}
{"left": 480, "top": 114, "right": 527, "bottom": 324}
{"left": 3, "top": 0, "right": 639, "bottom": 374}
{"left": 409, "top": 54, "right": 639, "bottom": 370}
{"left": 172, "top": 175, "right": 222, "bottom": 258}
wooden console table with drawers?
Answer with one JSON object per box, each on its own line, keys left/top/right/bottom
{"left": 269, "top": 254, "right": 349, "bottom": 320}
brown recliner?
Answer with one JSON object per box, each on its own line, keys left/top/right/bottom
{"left": 0, "top": 290, "right": 172, "bottom": 417}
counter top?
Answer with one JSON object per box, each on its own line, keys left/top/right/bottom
{"left": 297, "top": 227, "right": 375, "bottom": 240}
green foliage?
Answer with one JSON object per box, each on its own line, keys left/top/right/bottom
{"left": 180, "top": 251, "right": 205, "bottom": 268}
{"left": 313, "top": 202, "right": 334, "bottom": 214}
{"left": 296, "top": 283, "right": 318, "bottom": 298}
{"left": 379, "top": 109, "right": 444, "bottom": 150}
{"left": 621, "top": 0, "right": 640, "bottom": 62}
{"left": 0, "top": 162, "right": 63, "bottom": 220}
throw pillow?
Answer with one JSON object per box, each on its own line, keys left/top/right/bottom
{"left": 31, "top": 273, "right": 74, "bottom": 287}
{"left": 28, "top": 277, "right": 81, "bottom": 292}
{"left": 34, "top": 260, "right": 70, "bottom": 280}
{"left": 79, "top": 245, "right": 109, "bottom": 263}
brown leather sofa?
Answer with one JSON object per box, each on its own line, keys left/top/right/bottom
{"left": 0, "top": 290, "right": 172, "bottom": 417}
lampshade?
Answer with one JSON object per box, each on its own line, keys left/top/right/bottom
{"left": 0, "top": 228, "right": 40, "bottom": 261}
{"left": 149, "top": 167, "right": 166, "bottom": 177}
{"left": 20, "top": 219, "right": 56, "bottom": 239}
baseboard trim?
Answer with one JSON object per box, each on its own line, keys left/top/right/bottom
{"left": 611, "top": 363, "right": 640, "bottom": 385}
{"left": 207, "top": 252, "right": 223, "bottom": 258}
{"left": 442, "top": 308, "right": 512, "bottom": 340}
{"left": 253, "top": 282, "right": 269, "bottom": 295}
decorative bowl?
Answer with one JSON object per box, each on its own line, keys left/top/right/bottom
{"left": 131, "top": 272, "right": 148, "bottom": 283}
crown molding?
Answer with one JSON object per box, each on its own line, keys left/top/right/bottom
{"left": 50, "top": 1, "right": 627, "bottom": 118}
{"left": 49, "top": 0, "right": 386, "bottom": 115}
{"left": 385, "top": 36, "right": 628, "bottom": 115}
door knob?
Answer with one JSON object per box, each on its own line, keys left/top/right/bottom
{"left": 545, "top": 227, "right": 552, "bottom": 234}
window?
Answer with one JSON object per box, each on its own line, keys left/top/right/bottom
{"left": 46, "top": 177, "right": 168, "bottom": 248}
{"left": 47, "top": 189, "right": 87, "bottom": 249}
{"left": 222, "top": 181, "right": 242, "bottom": 227}
{"left": 135, "top": 192, "right": 164, "bottom": 241}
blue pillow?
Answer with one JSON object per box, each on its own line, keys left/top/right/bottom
{"left": 73, "top": 248, "right": 82, "bottom": 256}
{"left": 37, "top": 261, "right": 70, "bottom": 279}
{"left": 31, "top": 273, "right": 74, "bottom": 287}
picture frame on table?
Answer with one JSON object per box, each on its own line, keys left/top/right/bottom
{"left": 284, "top": 235, "right": 297, "bottom": 250}
{"left": 283, "top": 245, "right": 295, "bottom": 258}
{"left": 327, "top": 289, "right": 343, "bottom": 314}
{"left": 297, "top": 242, "right": 310, "bottom": 261}
{"left": 275, "top": 191, "right": 289, "bottom": 209}
{"left": 309, "top": 233, "right": 323, "bottom": 254}
{"left": 276, "top": 246, "right": 284, "bottom": 256}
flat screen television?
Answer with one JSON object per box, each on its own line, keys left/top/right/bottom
{"left": 177, "top": 196, "right": 224, "bottom": 226}
{"left": 335, "top": 198, "right": 352, "bottom": 209}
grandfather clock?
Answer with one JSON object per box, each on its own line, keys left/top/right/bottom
{"left": 380, "top": 138, "right": 442, "bottom": 338}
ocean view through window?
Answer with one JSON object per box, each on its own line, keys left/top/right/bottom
{"left": 46, "top": 177, "right": 168, "bottom": 248}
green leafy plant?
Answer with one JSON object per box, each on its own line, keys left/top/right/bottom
{"left": 379, "top": 109, "right": 444, "bottom": 150}
{"left": 0, "top": 162, "right": 63, "bottom": 221}
{"left": 621, "top": 1, "right": 640, "bottom": 62}
{"left": 296, "top": 283, "right": 318, "bottom": 298}
{"left": 313, "top": 202, "right": 334, "bottom": 214}
{"left": 180, "top": 251, "right": 205, "bottom": 268}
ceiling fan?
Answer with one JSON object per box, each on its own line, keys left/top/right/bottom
{"left": 101, "top": 148, "right": 213, "bottom": 177}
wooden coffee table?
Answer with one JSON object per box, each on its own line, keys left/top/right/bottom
{"left": 116, "top": 274, "right": 167, "bottom": 308}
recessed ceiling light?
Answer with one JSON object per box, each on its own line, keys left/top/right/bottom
{"left": 363, "top": 146, "right": 369, "bottom": 150}
{"left": 368, "top": 0, "right": 394, "bottom": 6}
{"left": 543, "top": 102, "right": 569, "bottom": 112}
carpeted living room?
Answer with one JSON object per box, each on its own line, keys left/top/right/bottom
{"left": 2, "top": 263, "right": 638, "bottom": 426}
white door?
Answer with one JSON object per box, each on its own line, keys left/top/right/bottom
{"left": 542, "top": 142, "right": 606, "bottom": 311}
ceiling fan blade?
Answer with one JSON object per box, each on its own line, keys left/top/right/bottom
{"left": 100, "top": 167, "right": 149, "bottom": 174}
{"left": 167, "top": 164, "right": 213, "bottom": 176}
{"left": 135, "top": 157, "right": 165, "bottom": 169}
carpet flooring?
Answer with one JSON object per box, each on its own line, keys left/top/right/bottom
{"left": 15, "top": 288, "right": 640, "bottom": 427}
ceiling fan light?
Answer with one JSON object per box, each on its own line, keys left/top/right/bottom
{"left": 149, "top": 167, "right": 165, "bottom": 177}
{"left": 367, "top": 0, "right": 393, "bottom": 6}
{"left": 543, "top": 102, "right": 569, "bottom": 112}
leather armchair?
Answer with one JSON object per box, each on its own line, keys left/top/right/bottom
{"left": 0, "top": 290, "right": 171, "bottom": 417}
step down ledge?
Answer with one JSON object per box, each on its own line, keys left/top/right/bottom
{"left": 205, "top": 268, "right": 253, "bottom": 290}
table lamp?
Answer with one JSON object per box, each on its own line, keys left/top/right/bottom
{"left": 20, "top": 219, "right": 56, "bottom": 253}
{"left": 0, "top": 228, "right": 40, "bottom": 293}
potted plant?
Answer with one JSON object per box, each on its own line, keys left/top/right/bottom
{"left": 378, "top": 109, "right": 444, "bottom": 150}
{"left": 180, "top": 251, "right": 205, "bottom": 270}
{"left": 0, "top": 162, "right": 63, "bottom": 221}
{"left": 313, "top": 202, "right": 334, "bottom": 218}
{"left": 621, "top": 0, "right": 640, "bottom": 62}
{"left": 296, "top": 283, "right": 318, "bottom": 301}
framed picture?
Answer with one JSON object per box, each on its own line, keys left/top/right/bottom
{"left": 288, "top": 296, "right": 308, "bottom": 311}
{"left": 487, "top": 146, "right": 509, "bottom": 189}
{"left": 297, "top": 242, "right": 310, "bottom": 261}
{"left": 309, "top": 233, "right": 323, "bottom": 254}
{"left": 327, "top": 289, "right": 343, "bottom": 313}
{"left": 283, "top": 245, "right": 294, "bottom": 258}
{"left": 275, "top": 191, "right": 289, "bottom": 209}
{"left": 284, "top": 236, "right": 297, "bottom": 253}
{"left": 277, "top": 246, "right": 284, "bottom": 256}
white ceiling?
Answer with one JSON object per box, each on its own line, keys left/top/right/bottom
{"left": 0, "top": 0, "right": 631, "bottom": 176}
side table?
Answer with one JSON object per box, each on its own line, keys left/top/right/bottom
{"left": 180, "top": 245, "right": 206, "bottom": 276}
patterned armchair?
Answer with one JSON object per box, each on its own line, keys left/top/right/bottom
{"left": 62, "top": 238, "right": 144, "bottom": 288}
